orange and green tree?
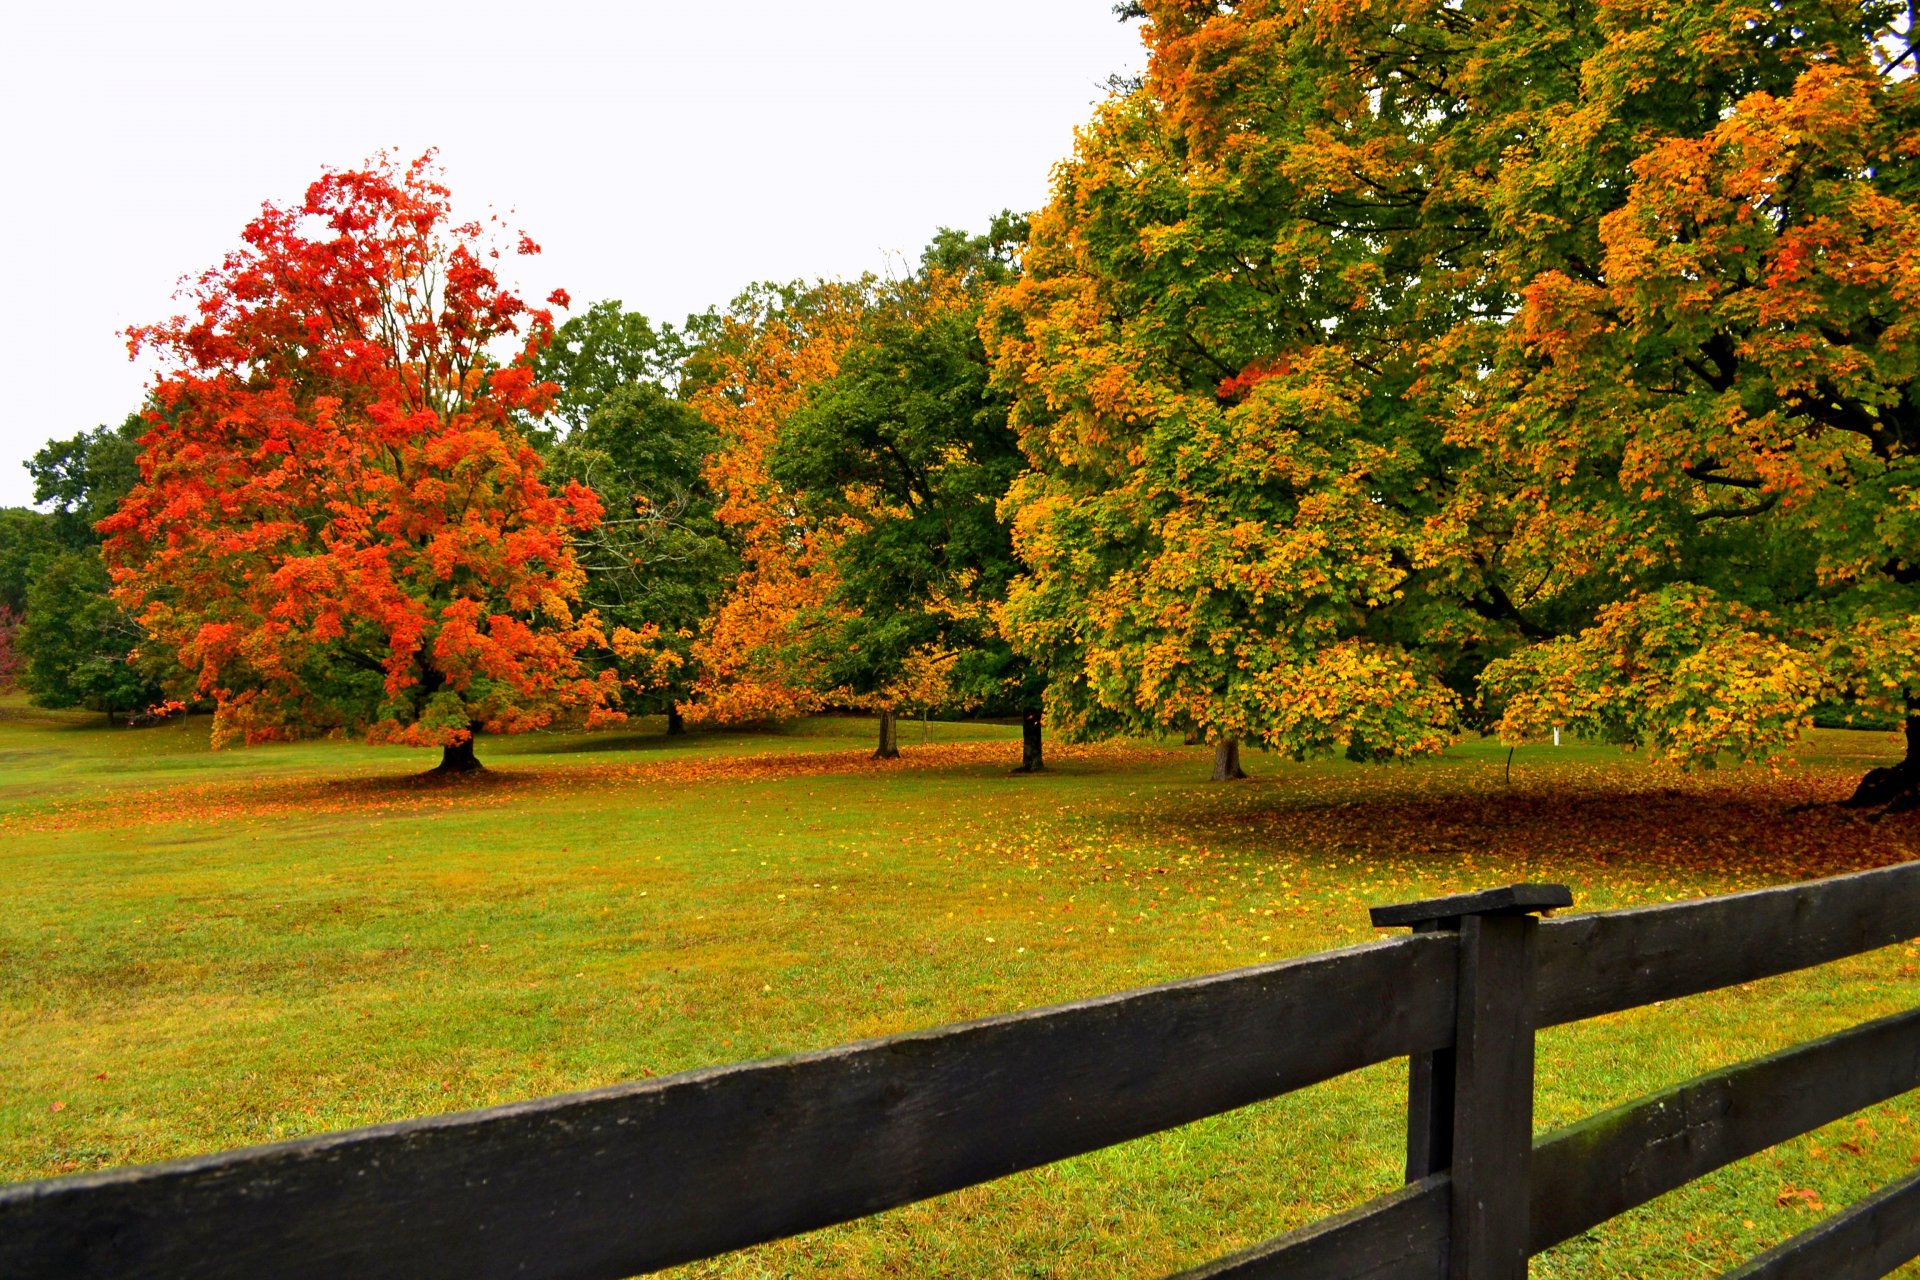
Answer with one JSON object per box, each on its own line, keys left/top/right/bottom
{"left": 1463, "top": 33, "right": 1920, "bottom": 809}
{"left": 100, "top": 153, "right": 617, "bottom": 772}
{"left": 990, "top": 0, "right": 1920, "bottom": 797}
{"left": 681, "top": 282, "right": 868, "bottom": 730}
{"left": 773, "top": 222, "right": 1048, "bottom": 768}
{"left": 985, "top": 5, "right": 1480, "bottom": 780}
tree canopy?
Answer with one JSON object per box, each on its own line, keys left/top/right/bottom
{"left": 18, "top": 550, "right": 162, "bottom": 721}
{"left": 538, "top": 301, "right": 735, "bottom": 725}
{"left": 985, "top": 0, "right": 1920, "bottom": 795}
{"left": 773, "top": 221, "right": 1047, "bottom": 765}
{"left": 532, "top": 298, "right": 685, "bottom": 439}
{"left": 100, "top": 153, "right": 617, "bottom": 769}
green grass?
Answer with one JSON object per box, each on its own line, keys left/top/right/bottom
{"left": 6, "top": 694, "right": 1920, "bottom": 1276}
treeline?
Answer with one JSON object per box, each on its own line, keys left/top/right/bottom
{"left": 0, "top": 208, "right": 1049, "bottom": 768}
{"left": 8, "top": 0, "right": 1920, "bottom": 803}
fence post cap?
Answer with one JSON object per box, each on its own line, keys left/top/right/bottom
{"left": 1370, "top": 883, "right": 1574, "bottom": 930}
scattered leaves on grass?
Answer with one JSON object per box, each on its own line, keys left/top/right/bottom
{"left": 2, "top": 741, "right": 1171, "bottom": 838}
{"left": 1776, "top": 1185, "right": 1825, "bottom": 1211}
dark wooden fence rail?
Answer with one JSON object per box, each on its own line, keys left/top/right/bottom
{"left": 6, "top": 862, "right": 1920, "bottom": 1279}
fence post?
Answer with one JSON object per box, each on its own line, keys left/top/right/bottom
{"left": 1373, "top": 883, "right": 1573, "bottom": 1280}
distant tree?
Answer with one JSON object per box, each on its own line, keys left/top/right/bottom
{"left": 8, "top": 413, "right": 166, "bottom": 714}
{"left": 0, "top": 509, "right": 59, "bottom": 616}
{"left": 101, "top": 153, "right": 617, "bottom": 772}
{"left": 773, "top": 220, "right": 1048, "bottom": 768}
{"left": 533, "top": 299, "right": 684, "bottom": 439}
{"left": 544, "top": 372, "right": 736, "bottom": 731}
{"left": 0, "top": 604, "right": 21, "bottom": 692}
{"left": 30, "top": 414, "right": 145, "bottom": 545}
{"left": 18, "top": 551, "right": 161, "bottom": 721}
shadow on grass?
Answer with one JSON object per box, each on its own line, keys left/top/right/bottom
{"left": 502, "top": 723, "right": 799, "bottom": 758}
{"left": 22, "top": 740, "right": 1143, "bottom": 834}
{"left": 503, "top": 731, "right": 708, "bottom": 758}
{"left": 305, "top": 765, "right": 547, "bottom": 799}
{"left": 1110, "top": 767, "right": 1920, "bottom": 888}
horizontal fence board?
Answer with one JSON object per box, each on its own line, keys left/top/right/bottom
{"left": 1720, "top": 1163, "right": 1920, "bottom": 1280}
{"left": 1165, "top": 1174, "right": 1448, "bottom": 1280}
{"left": 0, "top": 934, "right": 1455, "bottom": 1280}
{"left": 1536, "top": 862, "right": 1920, "bottom": 1027}
{"left": 1530, "top": 1005, "right": 1920, "bottom": 1253}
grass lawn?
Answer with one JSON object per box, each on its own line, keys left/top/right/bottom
{"left": 7, "top": 693, "right": 1920, "bottom": 1276}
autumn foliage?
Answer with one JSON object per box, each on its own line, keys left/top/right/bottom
{"left": 35, "top": 1, "right": 1920, "bottom": 801}
{"left": 986, "top": 0, "right": 1920, "bottom": 796}
{"left": 101, "top": 154, "right": 617, "bottom": 767}
{"left": 682, "top": 284, "right": 867, "bottom": 724}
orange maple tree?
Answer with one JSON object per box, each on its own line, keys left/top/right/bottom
{"left": 681, "top": 283, "right": 867, "bottom": 725}
{"left": 101, "top": 153, "right": 618, "bottom": 771}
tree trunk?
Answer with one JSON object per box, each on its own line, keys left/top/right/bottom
{"left": 432, "top": 736, "right": 483, "bottom": 775}
{"left": 1014, "top": 708, "right": 1045, "bottom": 773}
{"left": 1846, "top": 712, "right": 1920, "bottom": 813}
{"left": 874, "top": 708, "right": 900, "bottom": 760}
{"left": 666, "top": 705, "right": 686, "bottom": 737}
{"left": 1212, "top": 738, "right": 1247, "bottom": 782}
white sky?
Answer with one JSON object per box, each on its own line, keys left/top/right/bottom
{"left": 0, "top": 1, "right": 1144, "bottom": 507}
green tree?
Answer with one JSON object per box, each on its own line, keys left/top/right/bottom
{"left": 18, "top": 550, "right": 162, "bottom": 722}
{"left": 774, "top": 221, "right": 1047, "bottom": 768}
{"left": 3, "top": 414, "right": 143, "bottom": 616}
{"left": 534, "top": 299, "right": 736, "bottom": 730}
{"left": 0, "top": 509, "right": 60, "bottom": 616}
{"left": 985, "top": 11, "right": 1483, "bottom": 780}
{"left": 30, "top": 414, "right": 145, "bottom": 545}
{"left": 533, "top": 299, "right": 686, "bottom": 441}
{"left": 544, "top": 375, "right": 735, "bottom": 731}
{"left": 11, "top": 414, "right": 163, "bottom": 715}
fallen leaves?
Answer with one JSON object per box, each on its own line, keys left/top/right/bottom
{"left": 1776, "top": 1185, "right": 1824, "bottom": 1211}
{"left": 2, "top": 740, "right": 1174, "bottom": 840}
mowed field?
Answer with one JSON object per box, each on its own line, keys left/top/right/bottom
{"left": 7, "top": 695, "right": 1920, "bottom": 1277}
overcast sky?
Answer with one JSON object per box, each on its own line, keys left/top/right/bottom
{"left": 0, "top": 1, "right": 1144, "bottom": 507}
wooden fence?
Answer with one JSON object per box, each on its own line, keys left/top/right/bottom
{"left": 7, "top": 863, "right": 1920, "bottom": 1278}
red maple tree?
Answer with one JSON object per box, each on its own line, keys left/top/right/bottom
{"left": 101, "top": 153, "right": 618, "bottom": 771}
